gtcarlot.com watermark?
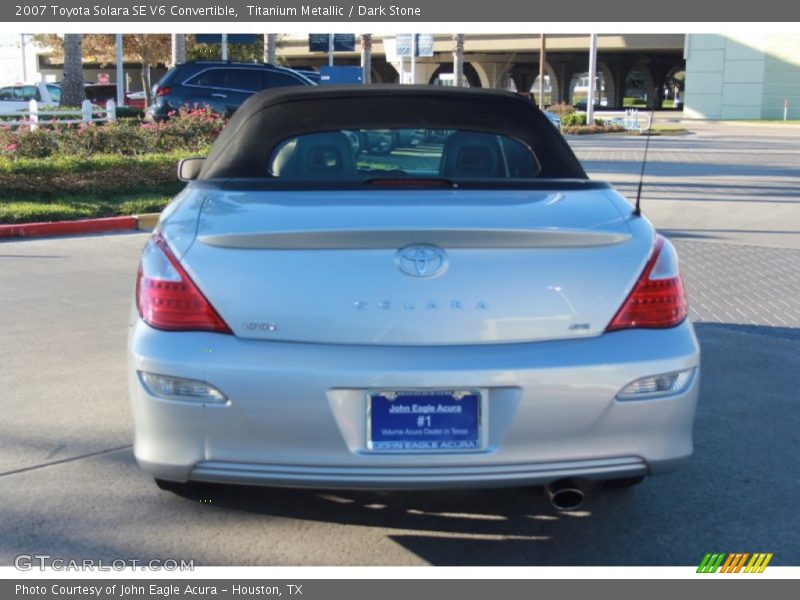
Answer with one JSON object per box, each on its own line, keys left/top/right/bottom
{"left": 14, "top": 554, "right": 194, "bottom": 571}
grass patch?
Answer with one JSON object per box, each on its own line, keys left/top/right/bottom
{"left": 0, "top": 151, "right": 193, "bottom": 197}
{"left": 627, "top": 125, "right": 690, "bottom": 136}
{"left": 0, "top": 192, "right": 172, "bottom": 224}
{"left": 623, "top": 97, "right": 647, "bottom": 107}
{"left": 0, "top": 151, "right": 192, "bottom": 223}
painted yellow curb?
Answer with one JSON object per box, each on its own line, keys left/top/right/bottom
{"left": 136, "top": 213, "right": 161, "bottom": 231}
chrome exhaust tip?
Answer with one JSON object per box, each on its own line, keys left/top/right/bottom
{"left": 545, "top": 479, "right": 585, "bottom": 511}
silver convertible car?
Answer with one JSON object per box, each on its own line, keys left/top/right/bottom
{"left": 129, "top": 86, "right": 699, "bottom": 509}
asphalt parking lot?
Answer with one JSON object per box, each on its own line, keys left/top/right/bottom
{"left": 1, "top": 123, "right": 798, "bottom": 566}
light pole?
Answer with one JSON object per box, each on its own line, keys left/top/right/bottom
{"left": 115, "top": 33, "right": 124, "bottom": 107}
{"left": 587, "top": 33, "right": 598, "bottom": 124}
{"left": 20, "top": 34, "right": 28, "bottom": 82}
{"left": 538, "top": 34, "right": 546, "bottom": 110}
{"left": 410, "top": 34, "right": 416, "bottom": 85}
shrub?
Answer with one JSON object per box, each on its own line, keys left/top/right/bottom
{"left": 561, "top": 124, "right": 626, "bottom": 135}
{"left": 561, "top": 113, "right": 588, "bottom": 127}
{"left": 546, "top": 102, "right": 575, "bottom": 117}
{"left": 0, "top": 106, "right": 224, "bottom": 159}
{"left": 0, "top": 127, "right": 58, "bottom": 158}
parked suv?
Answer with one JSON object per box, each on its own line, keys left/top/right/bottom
{"left": 147, "top": 61, "right": 316, "bottom": 120}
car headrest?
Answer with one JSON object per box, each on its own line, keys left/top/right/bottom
{"left": 279, "top": 132, "right": 356, "bottom": 180}
{"left": 440, "top": 132, "right": 504, "bottom": 179}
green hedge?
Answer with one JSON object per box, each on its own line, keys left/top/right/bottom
{"left": 561, "top": 113, "right": 588, "bottom": 127}
{"left": 562, "top": 124, "right": 626, "bottom": 135}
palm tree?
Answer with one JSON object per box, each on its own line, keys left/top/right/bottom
{"left": 171, "top": 34, "right": 186, "bottom": 66}
{"left": 61, "top": 34, "right": 85, "bottom": 107}
{"left": 263, "top": 34, "right": 276, "bottom": 64}
{"left": 360, "top": 34, "right": 372, "bottom": 84}
{"left": 453, "top": 34, "right": 464, "bottom": 87}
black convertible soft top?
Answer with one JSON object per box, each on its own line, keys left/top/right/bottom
{"left": 199, "top": 85, "right": 587, "bottom": 181}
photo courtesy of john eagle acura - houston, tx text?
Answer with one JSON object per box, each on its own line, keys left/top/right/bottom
{"left": 128, "top": 85, "right": 699, "bottom": 511}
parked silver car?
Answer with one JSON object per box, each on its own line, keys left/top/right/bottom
{"left": 129, "top": 86, "right": 699, "bottom": 509}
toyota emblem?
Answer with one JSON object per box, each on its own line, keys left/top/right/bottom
{"left": 395, "top": 244, "right": 448, "bottom": 278}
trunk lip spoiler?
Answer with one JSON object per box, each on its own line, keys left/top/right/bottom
{"left": 186, "top": 178, "right": 613, "bottom": 193}
{"left": 197, "top": 228, "right": 631, "bottom": 250}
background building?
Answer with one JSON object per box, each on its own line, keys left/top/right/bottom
{"left": 0, "top": 34, "right": 41, "bottom": 84}
{"left": 683, "top": 33, "right": 800, "bottom": 120}
{"left": 1, "top": 33, "right": 797, "bottom": 119}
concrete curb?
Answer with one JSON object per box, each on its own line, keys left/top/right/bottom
{"left": 0, "top": 213, "right": 160, "bottom": 239}
{"left": 136, "top": 213, "right": 160, "bottom": 231}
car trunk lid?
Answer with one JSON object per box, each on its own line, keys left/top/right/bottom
{"left": 176, "top": 188, "right": 651, "bottom": 345}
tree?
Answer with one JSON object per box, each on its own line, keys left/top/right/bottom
{"left": 120, "top": 35, "right": 171, "bottom": 107}
{"left": 453, "top": 34, "right": 465, "bottom": 88}
{"left": 186, "top": 34, "right": 289, "bottom": 65}
{"left": 60, "top": 34, "right": 84, "bottom": 107}
{"left": 264, "top": 34, "right": 276, "bottom": 64}
{"left": 33, "top": 34, "right": 171, "bottom": 108}
{"left": 171, "top": 34, "right": 186, "bottom": 66}
{"left": 360, "top": 34, "right": 372, "bottom": 84}
{"left": 187, "top": 37, "right": 263, "bottom": 62}
{"left": 453, "top": 33, "right": 464, "bottom": 87}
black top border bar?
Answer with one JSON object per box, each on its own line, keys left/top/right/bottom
{"left": 4, "top": 0, "right": 800, "bottom": 22}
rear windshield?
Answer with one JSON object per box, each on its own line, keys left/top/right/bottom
{"left": 268, "top": 129, "right": 541, "bottom": 181}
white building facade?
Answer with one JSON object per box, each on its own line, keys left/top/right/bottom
{"left": 684, "top": 33, "right": 800, "bottom": 120}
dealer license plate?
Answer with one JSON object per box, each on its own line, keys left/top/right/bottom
{"left": 366, "top": 389, "right": 484, "bottom": 452}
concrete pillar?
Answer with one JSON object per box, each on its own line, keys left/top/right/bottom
{"left": 598, "top": 62, "right": 616, "bottom": 108}
{"left": 510, "top": 68, "right": 534, "bottom": 95}
{"left": 556, "top": 62, "right": 578, "bottom": 105}
{"left": 609, "top": 62, "right": 628, "bottom": 108}
{"left": 639, "top": 64, "right": 657, "bottom": 108}
{"left": 471, "top": 61, "right": 509, "bottom": 89}
{"left": 650, "top": 63, "right": 671, "bottom": 108}
{"left": 416, "top": 62, "right": 439, "bottom": 86}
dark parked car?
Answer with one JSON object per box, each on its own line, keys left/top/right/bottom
{"left": 295, "top": 69, "right": 321, "bottom": 84}
{"left": 147, "top": 60, "right": 315, "bottom": 119}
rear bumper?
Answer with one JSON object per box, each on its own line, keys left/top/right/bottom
{"left": 128, "top": 319, "right": 700, "bottom": 489}
{"left": 181, "top": 457, "right": 650, "bottom": 490}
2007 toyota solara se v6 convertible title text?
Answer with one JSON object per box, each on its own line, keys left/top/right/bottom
{"left": 128, "top": 86, "right": 699, "bottom": 510}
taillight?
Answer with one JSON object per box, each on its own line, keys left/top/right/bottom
{"left": 606, "top": 235, "right": 687, "bottom": 331}
{"left": 155, "top": 86, "right": 171, "bottom": 97}
{"left": 135, "top": 233, "right": 231, "bottom": 333}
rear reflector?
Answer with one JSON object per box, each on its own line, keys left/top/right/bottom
{"left": 136, "top": 233, "right": 232, "bottom": 333}
{"left": 155, "top": 86, "right": 171, "bottom": 97}
{"left": 606, "top": 235, "right": 687, "bottom": 331}
{"left": 139, "top": 371, "right": 227, "bottom": 403}
{"left": 617, "top": 368, "right": 695, "bottom": 400}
